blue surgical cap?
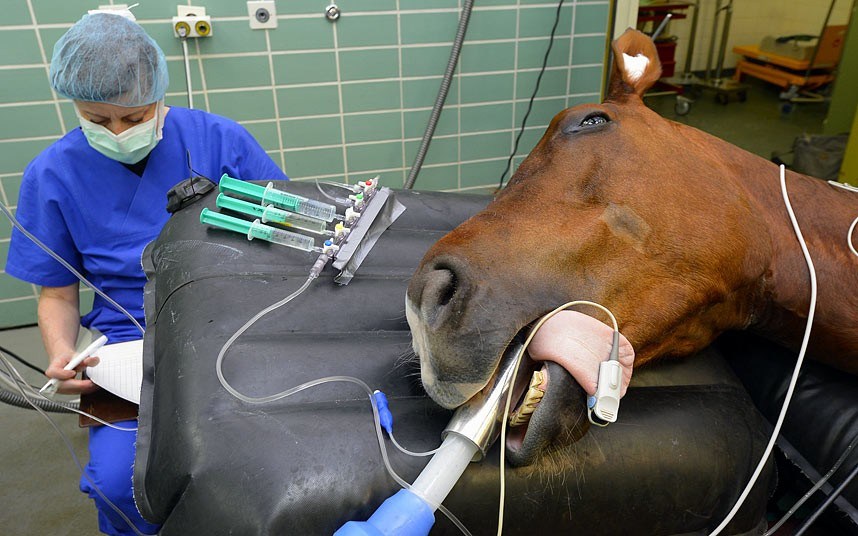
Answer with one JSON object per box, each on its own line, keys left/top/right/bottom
{"left": 50, "top": 13, "right": 169, "bottom": 107}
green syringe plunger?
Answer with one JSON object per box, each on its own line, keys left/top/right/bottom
{"left": 219, "top": 175, "right": 336, "bottom": 222}
{"left": 200, "top": 208, "right": 316, "bottom": 252}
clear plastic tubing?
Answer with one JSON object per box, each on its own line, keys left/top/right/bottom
{"left": 216, "top": 193, "right": 329, "bottom": 235}
{"left": 219, "top": 174, "right": 336, "bottom": 222}
{"left": 409, "top": 433, "right": 479, "bottom": 511}
{"left": 200, "top": 208, "right": 316, "bottom": 252}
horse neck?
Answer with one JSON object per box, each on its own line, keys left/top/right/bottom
{"left": 744, "top": 165, "right": 858, "bottom": 367}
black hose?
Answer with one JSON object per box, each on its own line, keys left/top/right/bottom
{"left": 0, "top": 349, "right": 80, "bottom": 413}
{"left": 765, "top": 434, "right": 858, "bottom": 535}
{"left": 794, "top": 461, "right": 858, "bottom": 536}
{"left": 403, "top": 0, "right": 475, "bottom": 190}
{"left": 0, "top": 384, "right": 79, "bottom": 413}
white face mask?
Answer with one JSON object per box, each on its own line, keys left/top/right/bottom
{"left": 75, "top": 101, "right": 165, "bottom": 164}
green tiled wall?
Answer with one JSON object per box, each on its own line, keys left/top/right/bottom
{"left": 0, "top": 0, "right": 609, "bottom": 328}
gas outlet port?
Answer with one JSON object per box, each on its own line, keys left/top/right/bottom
{"left": 172, "top": 5, "right": 213, "bottom": 38}
{"left": 247, "top": 1, "right": 277, "bottom": 30}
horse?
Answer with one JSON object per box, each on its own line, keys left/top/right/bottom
{"left": 405, "top": 28, "right": 858, "bottom": 466}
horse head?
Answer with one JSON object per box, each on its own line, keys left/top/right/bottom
{"left": 406, "top": 29, "right": 858, "bottom": 466}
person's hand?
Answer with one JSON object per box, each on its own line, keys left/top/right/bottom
{"left": 45, "top": 350, "right": 100, "bottom": 395}
{"left": 526, "top": 310, "right": 635, "bottom": 397}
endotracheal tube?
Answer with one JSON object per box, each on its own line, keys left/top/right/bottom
{"left": 335, "top": 301, "right": 622, "bottom": 536}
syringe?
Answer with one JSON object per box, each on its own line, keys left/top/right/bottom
{"left": 216, "top": 194, "right": 330, "bottom": 236}
{"left": 219, "top": 175, "right": 337, "bottom": 222}
{"left": 200, "top": 208, "right": 317, "bottom": 252}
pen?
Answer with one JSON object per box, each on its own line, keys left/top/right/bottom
{"left": 39, "top": 335, "right": 109, "bottom": 398}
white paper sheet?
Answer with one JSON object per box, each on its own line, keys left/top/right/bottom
{"left": 86, "top": 339, "right": 143, "bottom": 404}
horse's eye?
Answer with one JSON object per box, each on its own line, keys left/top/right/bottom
{"left": 580, "top": 114, "right": 609, "bottom": 127}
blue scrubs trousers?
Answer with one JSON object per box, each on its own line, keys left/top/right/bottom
{"left": 79, "top": 420, "right": 160, "bottom": 536}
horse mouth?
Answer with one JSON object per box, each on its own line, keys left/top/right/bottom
{"left": 503, "top": 340, "right": 589, "bottom": 466}
{"left": 406, "top": 299, "right": 590, "bottom": 466}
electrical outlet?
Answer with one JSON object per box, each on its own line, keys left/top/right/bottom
{"left": 172, "top": 5, "right": 213, "bottom": 38}
{"left": 247, "top": 1, "right": 277, "bottom": 30}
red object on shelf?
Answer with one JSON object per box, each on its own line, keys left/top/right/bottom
{"left": 655, "top": 41, "right": 677, "bottom": 77}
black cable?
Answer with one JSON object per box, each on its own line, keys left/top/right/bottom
{"left": 765, "top": 434, "right": 858, "bottom": 535}
{"left": 186, "top": 149, "right": 213, "bottom": 182}
{"left": 0, "top": 343, "right": 44, "bottom": 374}
{"left": 794, "top": 461, "right": 858, "bottom": 536}
{"left": 497, "top": 0, "right": 565, "bottom": 191}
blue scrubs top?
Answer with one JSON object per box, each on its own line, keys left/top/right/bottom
{"left": 5, "top": 106, "right": 288, "bottom": 343}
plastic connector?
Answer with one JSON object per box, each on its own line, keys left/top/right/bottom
{"left": 309, "top": 253, "right": 331, "bottom": 279}
{"left": 359, "top": 176, "right": 378, "bottom": 195}
{"left": 322, "top": 239, "right": 340, "bottom": 257}
{"left": 334, "top": 489, "right": 435, "bottom": 536}
{"left": 345, "top": 207, "right": 361, "bottom": 225}
{"left": 373, "top": 390, "right": 393, "bottom": 435}
{"left": 350, "top": 193, "right": 365, "bottom": 211}
{"left": 334, "top": 222, "right": 350, "bottom": 240}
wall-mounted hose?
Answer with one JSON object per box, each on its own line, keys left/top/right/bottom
{"left": 403, "top": 0, "right": 475, "bottom": 190}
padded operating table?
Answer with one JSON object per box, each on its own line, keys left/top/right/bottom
{"left": 134, "top": 182, "right": 776, "bottom": 535}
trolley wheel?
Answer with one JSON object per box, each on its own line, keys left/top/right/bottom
{"left": 675, "top": 98, "right": 691, "bottom": 116}
{"left": 716, "top": 92, "right": 729, "bottom": 105}
{"left": 738, "top": 91, "right": 747, "bottom": 102}
{"left": 780, "top": 102, "right": 794, "bottom": 115}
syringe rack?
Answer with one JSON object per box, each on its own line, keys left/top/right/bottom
{"left": 201, "top": 176, "right": 393, "bottom": 282}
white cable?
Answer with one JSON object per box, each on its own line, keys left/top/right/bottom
{"left": 708, "top": 164, "right": 817, "bottom": 535}
{"left": 497, "top": 300, "right": 618, "bottom": 536}
{"left": 0, "top": 202, "right": 144, "bottom": 335}
{"left": 181, "top": 38, "right": 193, "bottom": 109}
{"left": 824, "top": 181, "right": 858, "bottom": 258}
{"left": 827, "top": 180, "right": 858, "bottom": 193}
{"left": 0, "top": 353, "right": 148, "bottom": 536}
{"left": 848, "top": 216, "right": 858, "bottom": 258}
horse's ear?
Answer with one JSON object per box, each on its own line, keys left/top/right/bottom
{"left": 606, "top": 28, "right": 662, "bottom": 101}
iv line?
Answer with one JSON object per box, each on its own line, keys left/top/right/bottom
{"left": 214, "top": 275, "right": 473, "bottom": 536}
{"left": 0, "top": 202, "right": 144, "bottom": 335}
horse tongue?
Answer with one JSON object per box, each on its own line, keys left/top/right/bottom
{"left": 526, "top": 310, "right": 633, "bottom": 397}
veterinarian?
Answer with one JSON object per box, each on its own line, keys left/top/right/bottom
{"left": 4, "top": 11, "right": 286, "bottom": 535}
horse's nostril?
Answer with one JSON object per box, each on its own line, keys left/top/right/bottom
{"left": 421, "top": 268, "right": 458, "bottom": 326}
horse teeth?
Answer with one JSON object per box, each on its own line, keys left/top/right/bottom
{"left": 508, "top": 370, "right": 546, "bottom": 427}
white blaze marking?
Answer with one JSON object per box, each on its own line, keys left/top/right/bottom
{"left": 622, "top": 53, "right": 649, "bottom": 82}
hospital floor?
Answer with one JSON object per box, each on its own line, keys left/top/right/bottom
{"left": 644, "top": 76, "right": 831, "bottom": 164}
{"left": 0, "top": 77, "right": 834, "bottom": 536}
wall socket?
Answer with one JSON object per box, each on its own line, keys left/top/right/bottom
{"left": 248, "top": 1, "right": 277, "bottom": 30}
{"left": 172, "top": 5, "right": 213, "bottom": 38}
